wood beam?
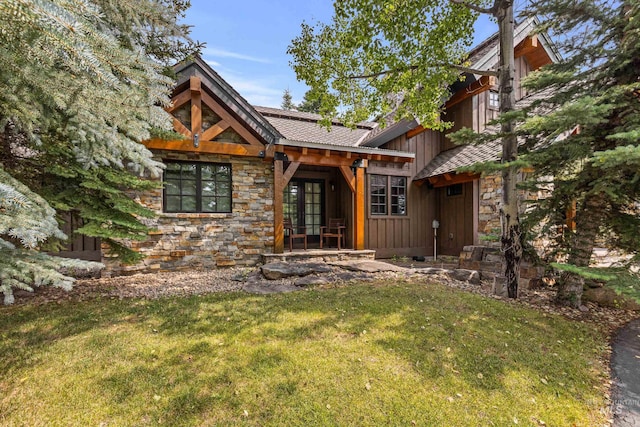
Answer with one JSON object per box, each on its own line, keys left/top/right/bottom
{"left": 282, "top": 161, "right": 300, "bottom": 187}
{"left": 190, "top": 77, "right": 202, "bottom": 140}
{"left": 339, "top": 165, "right": 356, "bottom": 193}
{"left": 201, "top": 120, "right": 230, "bottom": 141}
{"left": 515, "top": 35, "right": 538, "bottom": 58}
{"left": 354, "top": 167, "right": 366, "bottom": 250}
{"left": 201, "top": 91, "right": 265, "bottom": 148}
{"left": 426, "top": 172, "right": 480, "bottom": 188}
{"left": 173, "top": 117, "right": 191, "bottom": 138}
{"left": 445, "top": 75, "right": 497, "bottom": 109}
{"left": 144, "top": 138, "right": 264, "bottom": 157}
{"left": 406, "top": 125, "right": 426, "bottom": 139}
{"left": 283, "top": 150, "right": 356, "bottom": 167}
{"left": 274, "top": 160, "right": 285, "bottom": 254}
{"left": 168, "top": 90, "right": 191, "bottom": 112}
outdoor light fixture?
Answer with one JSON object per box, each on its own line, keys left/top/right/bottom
{"left": 432, "top": 219, "right": 440, "bottom": 261}
{"left": 274, "top": 152, "right": 288, "bottom": 162}
{"left": 351, "top": 159, "right": 366, "bottom": 168}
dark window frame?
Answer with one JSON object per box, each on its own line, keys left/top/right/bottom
{"left": 370, "top": 174, "right": 387, "bottom": 215}
{"left": 446, "top": 183, "right": 464, "bottom": 197}
{"left": 488, "top": 90, "right": 500, "bottom": 110}
{"left": 163, "top": 161, "right": 232, "bottom": 213}
{"left": 370, "top": 174, "right": 407, "bottom": 216}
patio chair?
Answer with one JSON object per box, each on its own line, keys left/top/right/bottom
{"left": 284, "top": 217, "right": 307, "bottom": 251}
{"left": 320, "top": 218, "right": 346, "bottom": 250}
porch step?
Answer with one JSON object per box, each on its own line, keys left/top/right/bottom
{"left": 262, "top": 249, "right": 375, "bottom": 264}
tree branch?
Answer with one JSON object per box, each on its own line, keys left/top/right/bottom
{"left": 450, "top": 0, "right": 496, "bottom": 15}
{"left": 347, "top": 64, "right": 498, "bottom": 80}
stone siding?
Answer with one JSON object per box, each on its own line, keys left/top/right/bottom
{"left": 103, "top": 151, "right": 274, "bottom": 276}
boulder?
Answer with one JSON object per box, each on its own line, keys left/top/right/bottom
{"left": 330, "top": 260, "right": 407, "bottom": 273}
{"left": 261, "top": 262, "right": 332, "bottom": 280}
{"left": 583, "top": 287, "right": 640, "bottom": 311}
{"left": 295, "top": 275, "right": 331, "bottom": 287}
{"left": 447, "top": 269, "right": 481, "bottom": 285}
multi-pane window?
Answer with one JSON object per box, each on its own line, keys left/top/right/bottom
{"left": 488, "top": 90, "right": 499, "bottom": 109}
{"left": 390, "top": 176, "right": 407, "bottom": 215}
{"left": 370, "top": 175, "right": 407, "bottom": 216}
{"left": 370, "top": 175, "right": 387, "bottom": 215}
{"left": 163, "top": 162, "right": 232, "bottom": 213}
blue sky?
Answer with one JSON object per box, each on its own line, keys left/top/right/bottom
{"left": 183, "top": 1, "right": 498, "bottom": 108}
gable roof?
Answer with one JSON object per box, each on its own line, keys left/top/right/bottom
{"left": 414, "top": 88, "right": 556, "bottom": 180}
{"left": 174, "top": 56, "right": 281, "bottom": 145}
{"left": 466, "top": 17, "right": 561, "bottom": 77}
{"left": 255, "top": 106, "right": 376, "bottom": 147}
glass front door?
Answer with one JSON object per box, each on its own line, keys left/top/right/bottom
{"left": 284, "top": 179, "right": 324, "bottom": 243}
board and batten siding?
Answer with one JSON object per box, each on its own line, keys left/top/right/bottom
{"left": 365, "top": 130, "right": 442, "bottom": 258}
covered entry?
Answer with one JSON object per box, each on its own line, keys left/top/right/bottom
{"left": 272, "top": 139, "right": 414, "bottom": 254}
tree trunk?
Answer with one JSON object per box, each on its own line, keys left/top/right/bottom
{"left": 557, "top": 192, "right": 608, "bottom": 307}
{"left": 496, "top": 1, "right": 522, "bottom": 299}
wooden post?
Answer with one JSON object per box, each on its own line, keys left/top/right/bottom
{"left": 354, "top": 166, "right": 365, "bottom": 250}
{"left": 273, "top": 159, "right": 284, "bottom": 254}
{"left": 190, "top": 76, "right": 202, "bottom": 144}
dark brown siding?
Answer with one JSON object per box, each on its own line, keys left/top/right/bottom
{"left": 55, "top": 212, "right": 102, "bottom": 261}
{"left": 366, "top": 130, "right": 442, "bottom": 258}
{"left": 437, "top": 181, "right": 474, "bottom": 256}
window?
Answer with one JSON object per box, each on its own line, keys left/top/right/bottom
{"left": 163, "top": 162, "right": 232, "bottom": 213}
{"left": 488, "top": 90, "right": 499, "bottom": 109}
{"left": 370, "top": 175, "right": 387, "bottom": 215}
{"left": 446, "top": 183, "right": 463, "bottom": 197}
{"left": 390, "top": 176, "right": 407, "bottom": 215}
{"left": 370, "top": 175, "right": 407, "bottom": 216}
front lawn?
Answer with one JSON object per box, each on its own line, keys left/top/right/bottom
{"left": 0, "top": 280, "right": 610, "bottom": 426}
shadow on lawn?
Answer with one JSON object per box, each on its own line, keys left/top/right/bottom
{"left": 0, "top": 281, "right": 604, "bottom": 425}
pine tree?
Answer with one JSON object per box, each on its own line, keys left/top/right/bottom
{"left": 297, "top": 90, "right": 322, "bottom": 113}
{"left": 0, "top": 0, "right": 199, "bottom": 303}
{"left": 518, "top": 0, "right": 640, "bottom": 307}
{"left": 281, "top": 88, "right": 296, "bottom": 110}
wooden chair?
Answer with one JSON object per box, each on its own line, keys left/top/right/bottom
{"left": 320, "top": 218, "right": 346, "bottom": 250}
{"left": 284, "top": 217, "right": 307, "bottom": 251}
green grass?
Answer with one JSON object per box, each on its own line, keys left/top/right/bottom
{"left": 0, "top": 280, "right": 610, "bottom": 426}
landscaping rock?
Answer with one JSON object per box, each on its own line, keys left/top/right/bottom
{"left": 295, "top": 275, "right": 330, "bottom": 287}
{"left": 330, "top": 260, "right": 406, "bottom": 273}
{"left": 261, "top": 262, "right": 332, "bottom": 280}
{"left": 448, "top": 269, "right": 481, "bottom": 285}
{"left": 413, "top": 267, "right": 449, "bottom": 275}
{"left": 583, "top": 287, "right": 640, "bottom": 311}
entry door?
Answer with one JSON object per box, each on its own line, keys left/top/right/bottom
{"left": 284, "top": 179, "right": 324, "bottom": 243}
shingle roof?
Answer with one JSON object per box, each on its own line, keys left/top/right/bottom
{"left": 414, "top": 88, "right": 557, "bottom": 180}
{"left": 254, "top": 106, "right": 376, "bottom": 147}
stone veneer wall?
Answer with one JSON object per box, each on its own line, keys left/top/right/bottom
{"left": 477, "top": 171, "right": 542, "bottom": 249}
{"left": 478, "top": 173, "right": 502, "bottom": 248}
{"left": 102, "top": 151, "right": 274, "bottom": 276}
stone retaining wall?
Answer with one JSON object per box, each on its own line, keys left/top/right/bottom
{"left": 460, "top": 245, "right": 545, "bottom": 295}
{"left": 102, "top": 151, "right": 274, "bottom": 276}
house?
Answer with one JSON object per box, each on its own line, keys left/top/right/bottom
{"left": 61, "top": 19, "right": 560, "bottom": 276}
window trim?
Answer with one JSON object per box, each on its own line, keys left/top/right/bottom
{"left": 488, "top": 90, "right": 500, "bottom": 110}
{"left": 369, "top": 174, "right": 407, "bottom": 217}
{"left": 163, "top": 160, "right": 232, "bottom": 214}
